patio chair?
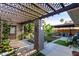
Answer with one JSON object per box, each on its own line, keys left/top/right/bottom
{"left": 72, "top": 35, "right": 78, "bottom": 46}
{"left": 69, "top": 34, "right": 79, "bottom": 48}
{"left": 76, "top": 32, "right": 79, "bottom": 39}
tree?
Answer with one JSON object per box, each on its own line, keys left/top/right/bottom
{"left": 43, "top": 22, "right": 54, "bottom": 42}
{"left": 60, "top": 18, "right": 64, "bottom": 23}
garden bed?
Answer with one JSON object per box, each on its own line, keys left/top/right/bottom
{"left": 54, "top": 40, "right": 69, "bottom": 47}
{"left": 0, "top": 44, "right": 15, "bottom": 55}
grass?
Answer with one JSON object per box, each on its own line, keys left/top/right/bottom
{"left": 54, "top": 40, "right": 69, "bottom": 47}
{"left": 31, "top": 51, "right": 45, "bottom": 56}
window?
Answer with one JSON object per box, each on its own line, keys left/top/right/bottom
{"left": 10, "top": 26, "right": 16, "bottom": 34}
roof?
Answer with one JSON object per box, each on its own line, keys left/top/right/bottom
{"left": 0, "top": 3, "right": 79, "bottom": 24}
{"left": 53, "top": 23, "right": 74, "bottom": 28}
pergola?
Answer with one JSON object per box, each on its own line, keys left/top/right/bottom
{"left": 0, "top": 3, "right": 79, "bottom": 50}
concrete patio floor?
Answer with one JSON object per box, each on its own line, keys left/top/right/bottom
{"left": 10, "top": 39, "right": 34, "bottom": 51}
{"left": 41, "top": 37, "right": 73, "bottom": 56}
{"left": 10, "top": 37, "right": 79, "bottom": 56}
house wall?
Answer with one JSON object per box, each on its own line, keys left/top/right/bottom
{"left": 16, "top": 24, "right": 24, "bottom": 40}
{"left": 55, "top": 7, "right": 79, "bottom": 35}
{"left": 9, "top": 24, "right": 24, "bottom": 40}
{"left": 9, "top": 26, "right": 16, "bottom": 40}
{"left": 55, "top": 27, "right": 79, "bottom": 35}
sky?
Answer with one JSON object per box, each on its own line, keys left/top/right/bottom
{"left": 42, "top": 11, "right": 73, "bottom": 25}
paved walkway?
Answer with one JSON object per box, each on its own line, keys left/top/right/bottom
{"left": 21, "top": 39, "right": 34, "bottom": 50}
{"left": 41, "top": 37, "right": 73, "bottom": 56}
{"left": 10, "top": 39, "right": 34, "bottom": 51}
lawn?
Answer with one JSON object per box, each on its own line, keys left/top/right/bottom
{"left": 54, "top": 40, "right": 69, "bottom": 46}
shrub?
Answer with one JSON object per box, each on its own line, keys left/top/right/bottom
{"left": 1, "top": 39, "right": 10, "bottom": 46}
{"left": 43, "top": 22, "right": 54, "bottom": 42}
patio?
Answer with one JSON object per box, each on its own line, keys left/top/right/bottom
{"left": 41, "top": 37, "right": 71, "bottom": 56}
{"left": 9, "top": 37, "right": 74, "bottom": 56}
{"left": 0, "top": 3, "right": 79, "bottom": 56}
{"left": 41, "top": 37, "right": 79, "bottom": 56}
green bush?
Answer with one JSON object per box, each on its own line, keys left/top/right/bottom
{"left": 1, "top": 21, "right": 11, "bottom": 46}
{"left": 54, "top": 40, "right": 69, "bottom": 46}
{"left": 18, "top": 23, "right": 34, "bottom": 41}
{"left": 0, "top": 20, "right": 11, "bottom": 54}
{"left": 18, "top": 33, "right": 26, "bottom": 40}
{"left": 0, "top": 45, "right": 13, "bottom": 54}
{"left": 1, "top": 39, "right": 10, "bottom": 46}
{"left": 43, "top": 22, "right": 54, "bottom": 42}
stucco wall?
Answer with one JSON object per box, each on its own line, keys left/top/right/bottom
{"left": 55, "top": 27, "right": 79, "bottom": 35}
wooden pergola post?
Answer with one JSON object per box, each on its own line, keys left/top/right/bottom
{"left": 34, "top": 19, "right": 44, "bottom": 50}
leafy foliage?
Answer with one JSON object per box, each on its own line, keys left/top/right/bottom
{"left": 18, "top": 21, "right": 54, "bottom": 43}
{"left": 0, "top": 20, "right": 13, "bottom": 53}
{"left": 60, "top": 18, "right": 64, "bottom": 23}
{"left": 54, "top": 40, "right": 69, "bottom": 46}
{"left": 18, "top": 23, "right": 34, "bottom": 41}
{"left": 24, "top": 23, "right": 34, "bottom": 33}
{"left": 1, "top": 21, "right": 11, "bottom": 46}
{"left": 43, "top": 22, "right": 54, "bottom": 42}
{"left": 24, "top": 23, "right": 34, "bottom": 40}
{"left": 0, "top": 45, "right": 13, "bottom": 53}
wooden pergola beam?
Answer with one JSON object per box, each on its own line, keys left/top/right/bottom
{"left": 60, "top": 3, "right": 65, "bottom": 8}
{"left": 3, "top": 3, "right": 39, "bottom": 18}
{"left": 46, "top": 3, "right": 56, "bottom": 11}
{"left": 32, "top": 3, "right": 48, "bottom": 13}
{"left": 0, "top": 9, "right": 34, "bottom": 20}
{"left": 20, "top": 3, "right": 79, "bottom": 24}
{"left": 0, "top": 9, "right": 36, "bottom": 23}
{"left": 18, "top": 3, "right": 43, "bottom": 16}
{"left": 34, "top": 3, "right": 79, "bottom": 20}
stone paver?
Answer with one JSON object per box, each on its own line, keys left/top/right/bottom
{"left": 21, "top": 39, "right": 34, "bottom": 50}
{"left": 10, "top": 39, "right": 34, "bottom": 50}
{"left": 41, "top": 43, "right": 72, "bottom": 56}
{"left": 41, "top": 37, "right": 72, "bottom": 56}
